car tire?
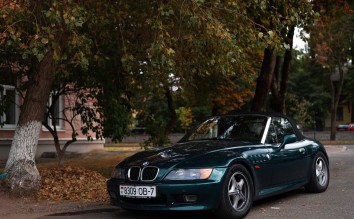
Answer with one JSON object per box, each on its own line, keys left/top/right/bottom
{"left": 216, "top": 164, "right": 253, "bottom": 219}
{"left": 305, "top": 152, "right": 329, "bottom": 193}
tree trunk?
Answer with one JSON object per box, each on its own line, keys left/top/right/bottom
{"left": 270, "top": 27, "right": 294, "bottom": 114}
{"left": 270, "top": 56, "right": 283, "bottom": 112}
{"left": 251, "top": 48, "right": 277, "bottom": 112}
{"left": 4, "top": 51, "right": 56, "bottom": 194}
{"left": 42, "top": 90, "right": 78, "bottom": 166}
{"left": 165, "top": 86, "right": 176, "bottom": 135}
{"left": 330, "top": 65, "right": 345, "bottom": 140}
{"left": 42, "top": 122, "right": 76, "bottom": 166}
{"left": 212, "top": 100, "right": 219, "bottom": 116}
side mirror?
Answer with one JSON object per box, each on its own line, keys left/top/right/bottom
{"left": 282, "top": 134, "right": 297, "bottom": 146}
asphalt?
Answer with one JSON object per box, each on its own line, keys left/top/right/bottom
{"left": 34, "top": 144, "right": 352, "bottom": 219}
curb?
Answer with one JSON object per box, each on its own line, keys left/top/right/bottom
{"left": 324, "top": 145, "right": 347, "bottom": 154}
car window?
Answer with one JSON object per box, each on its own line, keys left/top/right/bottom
{"left": 185, "top": 115, "right": 268, "bottom": 143}
{"left": 266, "top": 117, "right": 295, "bottom": 145}
{"left": 266, "top": 123, "right": 278, "bottom": 144}
{"left": 190, "top": 119, "right": 219, "bottom": 140}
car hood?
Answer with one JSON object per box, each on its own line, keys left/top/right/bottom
{"left": 119, "top": 140, "right": 253, "bottom": 168}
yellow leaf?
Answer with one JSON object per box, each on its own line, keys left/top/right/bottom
{"left": 41, "top": 38, "right": 49, "bottom": 44}
{"left": 166, "top": 48, "right": 175, "bottom": 55}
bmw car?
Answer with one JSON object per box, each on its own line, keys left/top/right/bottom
{"left": 107, "top": 112, "right": 329, "bottom": 218}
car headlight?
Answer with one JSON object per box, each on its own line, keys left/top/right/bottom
{"left": 111, "top": 168, "right": 125, "bottom": 179}
{"left": 164, "top": 168, "right": 213, "bottom": 180}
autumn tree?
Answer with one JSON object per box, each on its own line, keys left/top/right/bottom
{"left": 119, "top": 1, "right": 261, "bottom": 146}
{"left": 0, "top": 0, "right": 132, "bottom": 193}
{"left": 310, "top": 0, "right": 354, "bottom": 140}
{"left": 0, "top": 1, "right": 74, "bottom": 194}
{"left": 250, "top": 0, "right": 316, "bottom": 112}
{"left": 121, "top": 1, "right": 316, "bottom": 145}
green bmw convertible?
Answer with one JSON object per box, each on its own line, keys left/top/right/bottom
{"left": 107, "top": 112, "right": 329, "bottom": 218}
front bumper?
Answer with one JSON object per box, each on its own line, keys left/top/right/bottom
{"left": 107, "top": 168, "right": 226, "bottom": 211}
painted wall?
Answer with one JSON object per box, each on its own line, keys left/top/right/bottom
{"left": 0, "top": 93, "right": 104, "bottom": 160}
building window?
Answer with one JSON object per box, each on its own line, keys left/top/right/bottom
{"left": 336, "top": 107, "right": 344, "bottom": 121}
{"left": 0, "top": 85, "right": 18, "bottom": 129}
{"left": 43, "top": 93, "right": 63, "bottom": 130}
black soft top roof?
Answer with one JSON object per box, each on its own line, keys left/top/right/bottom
{"left": 225, "top": 111, "right": 305, "bottom": 140}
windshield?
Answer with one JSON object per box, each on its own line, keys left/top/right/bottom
{"left": 183, "top": 115, "right": 268, "bottom": 143}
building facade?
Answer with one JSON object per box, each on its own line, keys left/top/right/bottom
{"left": 0, "top": 84, "right": 104, "bottom": 160}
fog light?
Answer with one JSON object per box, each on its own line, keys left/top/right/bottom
{"left": 183, "top": 195, "right": 197, "bottom": 203}
{"left": 109, "top": 191, "right": 117, "bottom": 199}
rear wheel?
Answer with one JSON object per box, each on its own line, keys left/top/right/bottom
{"left": 305, "top": 152, "right": 329, "bottom": 193}
{"left": 216, "top": 164, "right": 253, "bottom": 219}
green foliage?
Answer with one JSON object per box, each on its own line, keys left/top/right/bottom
{"left": 0, "top": 1, "right": 133, "bottom": 144}
{"left": 125, "top": 0, "right": 316, "bottom": 143}
{"left": 286, "top": 93, "right": 315, "bottom": 130}
{"left": 288, "top": 49, "right": 331, "bottom": 130}
{"left": 191, "top": 107, "right": 212, "bottom": 126}
{"left": 247, "top": 0, "right": 317, "bottom": 51}
{"left": 176, "top": 107, "right": 193, "bottom": 132}
{"left": 342, "top": 66, "right": 354, "bottom": 101}
{"left": 98, "top": 94, "right": 132, "bottom": 142}
{"left": 137, "top": 95, "right": 171, "bottom": 147}
{"left": 0, "top": 0, "right": 320, "bottom": 149}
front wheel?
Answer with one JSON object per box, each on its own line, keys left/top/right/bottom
{"left": 216, "top": 164, "right": 253, "bottom": 219}
{"left": 305, "top": 152, "right": 329, "bottom": 193}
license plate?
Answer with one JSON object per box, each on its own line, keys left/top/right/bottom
{"left": 119, "top": 185, "right": 157, "bottom": 198}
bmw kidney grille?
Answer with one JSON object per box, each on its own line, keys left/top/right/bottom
{"left": 128, "top": 166, "right": 159, "bottom": 181}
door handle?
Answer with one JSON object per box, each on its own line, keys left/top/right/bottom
{"left": 299, "top": 148, "right": 305, "bottom": 154}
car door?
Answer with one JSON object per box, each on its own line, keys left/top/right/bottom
{"left": 266, "top": 117, "right": 311, "bottom": 185}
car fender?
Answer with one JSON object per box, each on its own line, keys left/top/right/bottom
{"left": 225, "top": 156, "right": 260, "bottom": 198}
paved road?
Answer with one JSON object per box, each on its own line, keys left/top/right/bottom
{"left": 39, "top": 145, "right": 354, "bottom": 219}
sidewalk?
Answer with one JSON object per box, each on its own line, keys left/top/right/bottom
{"left": 303, "top": 131, "right": 354, "bottom": 141}
{"left": 0, "top": 187, "right": 112, "bottom": 219}
{"left": 324, "top": 145, "right": 348, "bottom": 154}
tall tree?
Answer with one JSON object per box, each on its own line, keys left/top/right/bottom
{"left": 310, "top": 0, "right": 354, "bottom": 140}
{"left": 251, "top": 0, "right": 316, "bottom": 112}
{"left": 287, "top": 49, "right": 331, "bottom": 131}
{"left": 1, "top": 1, "right": 71, "bottom": 193}
{"left": 0, "top": 0, "right": 132, "bottom": 193}
{"left": 270, "top": 27, "right": 294, "bottom": 114}
{"left": 124, "top": 0, "right": 261, "bottom": 145}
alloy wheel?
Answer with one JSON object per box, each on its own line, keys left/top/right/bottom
{"left": 315, "top": 157, "right": 328, "bottom": 186}
{"left": 228, "top": 171, "right": 250, "bottom": 211}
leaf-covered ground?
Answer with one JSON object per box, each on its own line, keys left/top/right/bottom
{"left": 0, "top": 151, "right": 136, "bottom": 203}
{"left": 0, "top": 150, "right": 137, "bottom": 218}
{"left": 37, "top": 166, "right": 109, "bottom": 202}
